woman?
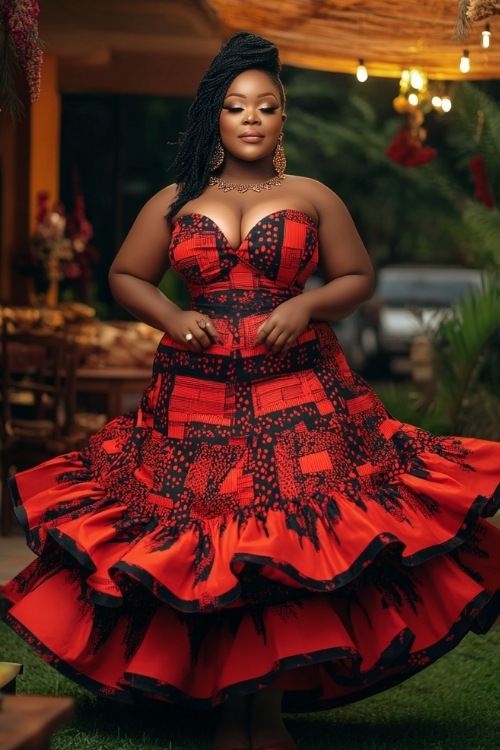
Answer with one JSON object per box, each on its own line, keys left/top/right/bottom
{"left": 3, "top": 32, "right": 499, "bottom": 750}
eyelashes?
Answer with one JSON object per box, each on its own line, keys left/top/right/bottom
{"left": 222, "top": 106, "right": 279, "bottom": 114}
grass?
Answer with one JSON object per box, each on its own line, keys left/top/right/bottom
{"left": 1, "top": 621, "right": 499, "bottom": 750}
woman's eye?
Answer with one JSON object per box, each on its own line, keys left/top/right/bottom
{"left": 222, "top": 105, "right": 278, "bottom": 114}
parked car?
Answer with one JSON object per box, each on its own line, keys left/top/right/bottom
{"left": 357, "top": 265, "right": 484, "bottom": 375}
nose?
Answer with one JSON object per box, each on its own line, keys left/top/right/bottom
{"left": 243, "top": 109, "right": 261, "bottom": 124}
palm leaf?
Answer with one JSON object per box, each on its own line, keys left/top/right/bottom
{"left": 431, "top": 275, "right": 500, "bottom": 433}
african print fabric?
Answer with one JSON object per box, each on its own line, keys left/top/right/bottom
{"left": 2, "top": 210, "right": 500, "bottom": 710}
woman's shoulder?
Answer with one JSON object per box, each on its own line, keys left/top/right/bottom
{"left": 145, "top": 183, "right": 179, "bottom": 211}
{"left": 284, "top": 175, "right": 347, "bottom": 214}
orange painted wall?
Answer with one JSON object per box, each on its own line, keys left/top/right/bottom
{"left": 0, "top": 54, "right": 60, "bottom": 303}
{"left": 30, "top": 53, "right": 61, "bottom": 231}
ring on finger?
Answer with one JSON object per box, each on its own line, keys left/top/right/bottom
{"left": 197, "top": 319, "right": 208, "bottom": 329}
{"left": 185, "top": 332, "right": 194, "bottom": 341}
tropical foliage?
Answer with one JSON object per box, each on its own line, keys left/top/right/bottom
{"left": 281, "top": 71, "right": 500, "bottom": 273}
{"left": 281, "top": 70, "right": 467, "bottom": 268}
{"left": 446, "top": 82, "right": 500, "bottom": 270}
{"left": 429, "top": 276, "right": 500, "bottom": 438}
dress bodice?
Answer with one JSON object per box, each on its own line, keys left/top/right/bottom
{"left": 169, "top": 209, "right": 319, "bottom": 315}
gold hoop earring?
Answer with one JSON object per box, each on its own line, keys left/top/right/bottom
{"left": 272, "top": 133, "right": 286, "bottom": 177}
{"left": 210, "top": 138, "right": 225, "bottom": 172}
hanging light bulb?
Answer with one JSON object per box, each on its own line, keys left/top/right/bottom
{"left": 460, "top": 50, "right": 470, "bottom": 73}
{"left": 482, "top": 23, "right": 491, "bottom": 49}
{"left": 356, "top": 59, "right": 368, "bottom": 82}
{"left": 441, "top": 96, "right": 452, "bottom": 113}
{"left": 430, "top": 80, "right": 452, "bottom": 114}
{"left": 409, "top": 69, "right": 425, "bottom": 90}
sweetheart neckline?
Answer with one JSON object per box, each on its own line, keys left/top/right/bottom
{"left": 173, "top": 209, "right": 317, "bottom": 253}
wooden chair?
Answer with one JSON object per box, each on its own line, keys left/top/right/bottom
{"left": 1, "top": 319, "right": 93, "bottom": 535}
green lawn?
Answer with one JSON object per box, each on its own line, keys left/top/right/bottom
{"left": 1, "top": 621, "right": 498, "bottom": 750}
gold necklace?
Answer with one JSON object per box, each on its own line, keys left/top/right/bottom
{"left": 208, "top": 174, "right": 285, "bottom": 193}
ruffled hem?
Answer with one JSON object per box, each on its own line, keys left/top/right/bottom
{"left": 6, "top": 434, "right": 500, "bottom": 614}
{"left": 3, "top": 433, "right": 500, "bottom": 710}
{"left": 3, "top": 570, "right": 497, "bottom": 710}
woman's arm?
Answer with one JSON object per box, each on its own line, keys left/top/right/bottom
{"left": 109, "top": 185, "right": 217, "bottom": 350}
{"left": 303, "top": 179, "right": 375, "bottom": 320}
{"left": 108, "top": 186, "right": 179, "bottom": 331}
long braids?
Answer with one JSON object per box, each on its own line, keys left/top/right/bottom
{"left": 166, "top": 32, "right": 284, "bottom": 222}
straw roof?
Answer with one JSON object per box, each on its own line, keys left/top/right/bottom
{"left": 39, "top": 1, "right": 500, "bottom": 96}
{"left": 209, "top": 1, "right": 500, "bottom": 80}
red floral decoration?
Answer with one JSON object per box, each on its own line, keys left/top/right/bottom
{"left": 0, "top": 0, "right": 43, "bottom": 118}
{"left": 386, "top": 109, "right": 437, "bottom": 168}
{"left": 469, "top": 154, "right": 495, "bottom": 208}
{"left": 19, "top": 191, "right": 100, "bottom": 304}
{"left": 65, "top": 194, "right": 101, "bottom": 301}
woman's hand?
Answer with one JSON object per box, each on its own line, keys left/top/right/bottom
{"left": 165, "top": 310, "right": 219, "bottom": 352}
{"left": 256, "top": 297, "right": 311, "bottom": 355}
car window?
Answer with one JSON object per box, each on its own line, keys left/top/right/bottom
{"left": 376, "top": 270, "right": 481, "bottom": 307}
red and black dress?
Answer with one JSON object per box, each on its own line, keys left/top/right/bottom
{"left": 3, "top": 210, "right": 500, "bottom": 710}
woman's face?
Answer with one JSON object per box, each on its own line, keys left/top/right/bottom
{"left": 218, "top": 69, "right": 285, "bottom": 164}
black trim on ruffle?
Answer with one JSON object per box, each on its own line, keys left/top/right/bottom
{"left": 2, "top": 589, "right": 495, "bottom": 712}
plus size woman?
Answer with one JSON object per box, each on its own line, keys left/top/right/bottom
{"left": 2, "top": 32, "right": 499, "bottom": 750}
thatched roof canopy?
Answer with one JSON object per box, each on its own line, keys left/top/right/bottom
{"left": 210, "top": 1, "right": 500, "bottom": 80}
{"left": 39, "top": 1, "right": 500, "bottom": 95}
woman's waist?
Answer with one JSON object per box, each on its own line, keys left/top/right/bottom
{"left": 153, "top": 319, "right": 333, "bottom": 383}
{"left": 191, "top": 288, "right": 300, "bottom": 318}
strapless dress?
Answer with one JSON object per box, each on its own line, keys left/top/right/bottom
{"left": 2, "top": 209, "right": 499, "bottom": 711}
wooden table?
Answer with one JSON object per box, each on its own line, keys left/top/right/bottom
{"left": 0, "top": 694, "right": 75, "bottom": 750}
{"left": 76, "top": 366, "right": 151, "bottom": 419}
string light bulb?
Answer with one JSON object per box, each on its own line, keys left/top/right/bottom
{"left": 482, "top": 23, "right": 491, "bottom": 49}
{"left": 460, "top": 49, "right": 470, "bottom": 73}
{"left": 356, "top": 59, "right": 368, "bottom": 82}
{"left": 409, "top": 69, "right": 425, "bottom": 90}
{"left": 441, "top": 96, "right": 452, "bottom": 113}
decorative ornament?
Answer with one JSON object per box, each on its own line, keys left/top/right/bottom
{"left": 209, "top": 138, "right": 225, "bottom": 171}
{"left": 386, "top": 109, "right": 437, "bottom": 167}
{"left": 394, "top": 69, "right": 429, "bottom": 113}
{"left": 466, "top": 0, "right": 500, "bottom": 22}
{"left": 469, "top": 108, "right": 495, "bottom": 208}
{"left": 272, "top": 133, "right": 287, "bottom": 177}
{"left": 388, "top": 69, "right": 437, "bottom": 167}
{"left": 0, "top": 0, "right": 44, "bottom": 121}
{"left": 455, "top": 0, "right": 500, "bottom": 39}
{"left": 470, "top": 155, "right": 495, "bottom": 207}
{"left": 208, "top": 175, "right": 286, "bottom": 193}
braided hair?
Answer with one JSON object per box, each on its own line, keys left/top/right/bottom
{"left": 165, "top": 31, "right": 285, "bottom": 222}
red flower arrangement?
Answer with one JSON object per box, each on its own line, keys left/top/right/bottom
{"left": 21, "top": 191, "right": 100, "bottom": 306}
{"left": 469, "top": 154, "right": 495, "bottom": 208}
{"left": 0, "top": 0, "right": 43, "bottom": 118}
{"left": 386, "top": 109, "right": 437, "bottom": 168}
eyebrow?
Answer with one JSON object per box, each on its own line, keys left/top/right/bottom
{"left": 225, "top": 92, "right": 279, "bottom": 99}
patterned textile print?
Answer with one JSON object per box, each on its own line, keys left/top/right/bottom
{"left": 2, "top": 209, "right": 500, "bottom": 710}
